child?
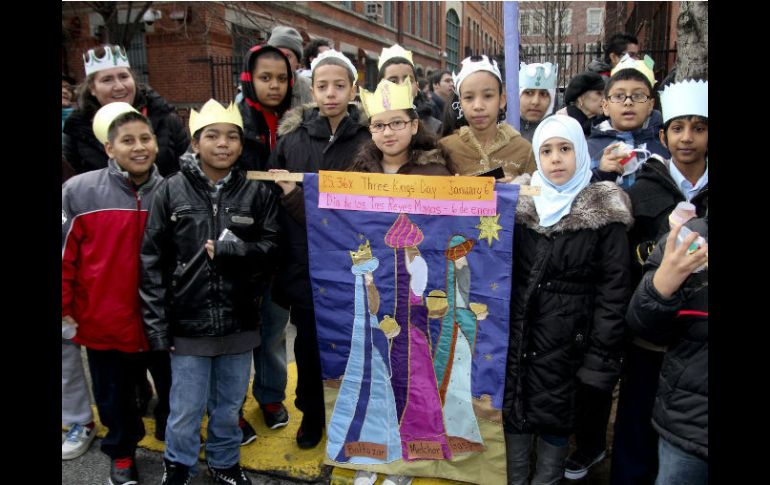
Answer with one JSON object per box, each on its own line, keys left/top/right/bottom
{"left": 347, "top": 77, "right": 450, "bottom": 485}
{"left": 610, "top": 79, "right": 708, "bottom": 484}
{"left": 518, "top": 62, "right": 558, "bottom": 142}
{"left": 438, "top": 55, "right": 536, "bottom": 179}
{"left": 62, "top": 102, "right": 166, "bottom": 485}
{"left": 378, "top": 43, "right": 442, "bottom": 134}
{"left": 625, "top": 219, "right": 708, "bottom": 484}
{"left": 141, "top": 100, "right": 279, "bottom": 485}
{"left": 588, "top": 55, "right": 669, "bottom": 189}
{"left": 236, "top": 44, "right": 294, "bottom": 171}
{"left": 268, "top": 49, "right": 371, "bottom": 449}
{"left": 504, "top": 115, "right": 631, "bottom": 484}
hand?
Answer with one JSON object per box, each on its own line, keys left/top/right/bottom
{"left": 498, "top": 176, "right": 514, "bottom": 184}
{"left": 62, "top": 315, "right": 78, "bottom": 328}
{"left": 268, "top": 169, "right": 296, "bottom": 195}
{"left": 652, "top": 224, "right": 708, "bottom": 298}
{"left": 599, "top": 143, "right": 627, "bottom": 175}
{"left": 205, "top": 240, "right": 215, "bottom": 259}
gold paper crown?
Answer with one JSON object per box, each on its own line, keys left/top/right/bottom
{"left": 611, "top": 54, "right": 657, "bottom": 86}
{"left": 92, "top": 102, "right": 140, "bottom": 144}
{"left": 189, "top": 99, "right": 244, "bottom": 136}
{"left": 350, "top": 239, "right": 374, "bottom": 265}
{"left": 360, "top": 79, "right": 414, "bottom": 118}
{"left": 378, "top": 44, "right": 414, "bottom": 70}
{"left": 84, "top": 45, "right": 131, "bottom": 77}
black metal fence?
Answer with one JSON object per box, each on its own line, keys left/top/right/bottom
{"left": 190, "top": 56, "right": 243, "bottom": 105}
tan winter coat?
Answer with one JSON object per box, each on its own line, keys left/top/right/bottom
{"left": 438, "top": 124, "right": 537, "bottom": 178}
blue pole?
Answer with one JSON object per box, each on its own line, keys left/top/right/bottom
{"left": 504, "top": 2, "right": 520, "bottom": 129}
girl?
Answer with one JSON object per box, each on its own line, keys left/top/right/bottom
{"left": 503, "top": 115, "right": 631, "bottom": 484}
{"left": 518, "top": 62, "right": 558, "bottom": 142}
{"left": 438, "top": 55, "right": 536, "bottom": 180}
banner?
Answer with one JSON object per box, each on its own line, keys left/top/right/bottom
{"left": 305, "top": 172, "right": 519, "bottom": 484}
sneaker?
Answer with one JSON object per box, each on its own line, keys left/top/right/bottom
{"left": 296, "top": 416, "right": 323, "bottom": 449}
{"left": 563, "top": 449, "right": 607, "bottom": 480}
{"left": 161, "top": 459, "right": 190, "bottom": 485}
{"left": 207, "top": 462, "right": 252, "bottom": 485}
{"left": 261, "top": 402, "right": 289, "bottom": 429}
{"left": 353, "top": 470, "right": 378, "bottom": 485}
{"left": 382, "top": 475, "right": 413, "bottom": 485}
{"left": 109, "top": 456, "right": 139, "bottom": 485}
{"left": 239, "top": 417, "right": 257, "bottom": 446}
{"left": 62, "top": 422, "right": 96, "bottom": 460}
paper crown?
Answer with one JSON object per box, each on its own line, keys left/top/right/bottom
{"left": 660, "top": 79, "right": 708, "bottom": 123}
{"left": 378, "top": 44, "right": 414, "bottom": 70}
{"left": 189, "top": 99, "right": 244, "bottom": 136}
{"left": 360, "top": 78, "right": 414, "bottom": 118}
{"left": 519, "top": 62, "right": 558, "bottom": 90}
{"left": 83, "top": 45, "right": 131, "bottom": 77}
{"left": 453, "top": 55, "right": 502, "bottom": 94}
{"left": 310, "top": 49, "right": 358, "bottom": 83}
{"left": 92, "top": 102, "right": 140, "bottom": 144}
{"left": 611, "top": 54, "right": 657, "bottom": 86}
{"left": 350, "top": 239, "right": 374, "bottom": 265}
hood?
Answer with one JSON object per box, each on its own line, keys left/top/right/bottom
{"left": 513, "top": 173, "right": 633, "bottom": 235}
{"left": 587, "top": 59, "right": 611, "bottom": 76}
{"left": 277, "top": 101, "right": 368, "bottom": 141}
{"left": 240, "top": 44, "right": 294, "bottom": 116}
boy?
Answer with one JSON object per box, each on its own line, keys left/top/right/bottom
{"left": 588, "top": 54, "right": 670, "bottom": 189}
{"left": 268, "top": 49, "right": 371, "bottom": 449}
{"left": 609, "top": 79, "right": 708, "bottom": 484}
{"left": 235, "top": 43, "right": 294, "bottom": 443}
{"left": 141, "top": 100, "right": 280, "bottom": 485}
{"left": 518, "top": 62, "right": 558, "bottom": 142}
{"left": 62, "top": 102, "right": 167, "bottom": 485}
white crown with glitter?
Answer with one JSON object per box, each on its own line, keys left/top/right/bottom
{"left": 378, "top": 44, "right": 414, "bottom": 70}
{"left": 659, "top": 79, "right": 708, "bottom": 123}
{"left": 519, "top": 62, "right": 558, "bottom": 90}
{"left": 452, "top": 55, "right": 502, "bottom": 95}
{"left": 83, "top": 45, "right": 131, "bottom": 76}
{"left": 310, "top": 49, "right": 358, "bottom": 83}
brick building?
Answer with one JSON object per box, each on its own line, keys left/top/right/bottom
{"left": 62, "top": 1, "right": 506, "bottom": 111}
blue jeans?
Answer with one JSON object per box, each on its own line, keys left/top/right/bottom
{"left": 251, "top": 289, "right": 289, "bottom": 404}
{"left": 655, "top": 437, "right": 708, "bottom": 485}
{"left": 165, "top": 351, "right": 252, "bottom": 471}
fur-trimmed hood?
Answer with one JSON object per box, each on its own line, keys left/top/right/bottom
{"left": 513, "top": 173, "right": 633, "bottom": 235}
{"left": 277, "top": 101, "right": 367, "bottom": 137}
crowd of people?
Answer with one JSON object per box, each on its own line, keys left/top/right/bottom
{"left": 62, "top": 27, "right": 708, "bottom": 485}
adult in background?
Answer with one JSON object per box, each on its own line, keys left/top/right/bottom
{"left": 63, "top": 44, "right": 189, "bottom": 176}
{"left": 556, "top": 71, "right": 606, "bottom": 136}
{"left": 268, "top": 25, "right": 314, "bottom": 108}
{"left": 587, "top": 33, "right": 640, "bottom": 80}
{"left": 297, "top": 37, "right": 332, "bottom": 78}
{"left": 429, "top": 69, "right": 455, "bottom": 121}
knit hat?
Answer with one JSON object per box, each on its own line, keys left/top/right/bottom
{"left": 564, "top": 72, "right": 606, "bottom": 105}
{"left": 267, "top": 26, "right": 303, "bottom": 61}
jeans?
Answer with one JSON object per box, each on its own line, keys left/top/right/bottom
{"left": 62, "top": 340, "right": 93, "bottom": 426}
{"left": 655, "top": 437, "right": 708, "bottom": 485}
{"left": 251, "top": 288, "right": 289, "bottom": 404}
{"left": 165, "top": 351, "right": 252, "bottom": 471}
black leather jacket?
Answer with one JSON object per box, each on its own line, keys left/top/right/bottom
{"left": 140, "top": 154, "right": 280, "bottom": 350}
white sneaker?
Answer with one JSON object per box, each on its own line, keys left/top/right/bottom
{"left": 383, "top": 475, "right": 413, "bottom": 485}
{"left": 353, "top": 470, "right": 378, "bottom": 485}
{"left": 62, "top": 423, "right": 96, "bottom": 460}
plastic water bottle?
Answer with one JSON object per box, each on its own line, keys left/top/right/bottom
{"left": 675, "top": 225, "right": 707, "bottom": 273}
{"left": 62, "top": 320, "right": 77, "bottom": 340}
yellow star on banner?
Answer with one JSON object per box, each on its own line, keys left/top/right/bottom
{"left": 476, "top": 214, "right": 503, "bottom": 246}
{"left": 321, "top": 218, "right": 329, "bottom": 226}
{"left": 490, "top": 282, "right": 498, "bottom": 290}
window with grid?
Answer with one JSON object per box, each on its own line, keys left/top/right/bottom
{"left": 416, "top": 2, "right": 422, "bottom": 37}
{"left": 446, "top": 9, "right": 460, "bottom": 71}
{"left": 586, "top": 8, "right": 603, "bottom": 35}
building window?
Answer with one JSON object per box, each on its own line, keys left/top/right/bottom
{"left": 340, "top": 1, "right": 352, "bottom": 9}
{"left": 407, "top": 3, "right": 412, "bottom": 33}
{"left": 383, "top": 1, "right": 393, "bottom": 26}
{"left": 584, "top": 42, "right": 601, "bottom": 57}
{"left": 519, "top": 10, "right": 543, "bottom": 37}
{"left": 586, "top": 8, "right": 603, "bottom": 35}
{"left": 446, "top": 9, "right": 460, "bottom": 71}
{"left": 415, "top": 1, "right": 422, "bottom": 37}
{"left": 558, "top": 9, "right": 572, "bottom": 36}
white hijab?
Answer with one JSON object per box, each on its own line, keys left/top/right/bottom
{"left": 530, "top": 115, "right": 592, "bottom": 227}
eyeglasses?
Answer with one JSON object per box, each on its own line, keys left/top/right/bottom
{"left": 369, "top": 119, "right": 411, "bottom": 133}
{"left": 607, "top": 93, "right": 651, "bottom": 104}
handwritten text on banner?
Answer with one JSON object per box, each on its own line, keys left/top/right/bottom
{"left": 318, "top": 171, "right": 495, "bottom": 201}
{"left": 318, "top": 192, "right": 497, "bottom": 217}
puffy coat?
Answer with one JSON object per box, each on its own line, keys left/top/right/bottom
{"left": 503, "top": 174, "right": 633, "bottom": 435}
{"left": 348, "top": 144, "right": 452, "bottom": 176}
{"left": 62, "top": 159, "right": 163, "bottom": 352}
{"left": 140, "top": 154, "right": 280, "bottom": 350}
{"left": 626, "top": 217, "right": 708, "bottom": 460}
{"left": 62, "top": 87, "right": 189, "bottom": 176}
{"left": 438, "top": 124, "right": 536, "bottom": 178}
{"left": 268, "top": 102, "right": 371, "bottom": 308}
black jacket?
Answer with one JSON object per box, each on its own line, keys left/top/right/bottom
{"left": 626, "top": 155, "right": 708, "bottom": 284}
{"left": 626, "top": 217, "right": 708, "bottom": 460}
{"left": 62, "top": 87, "right": 189, "bottom": 177}
{"left": 140, "top": 154, "right": 280, "bottom": 350}
{"left": 504, "top": 174, "right": 633, "bottom": 435}
{"left": 267, "top": 102, "right": 371, "bottom": 309}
